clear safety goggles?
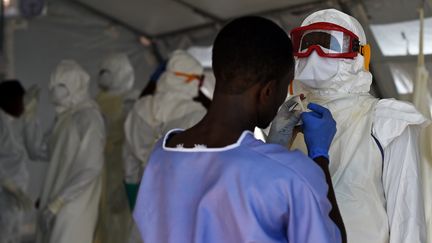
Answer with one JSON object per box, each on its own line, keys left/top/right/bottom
{"left": 290, "top": 22, "right": 361, "bottom": 58}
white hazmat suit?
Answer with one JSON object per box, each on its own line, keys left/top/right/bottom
{"left": 36, "top": 60, "right": 106, "bottom": 243}
{"left": 94, "top": 53, "right": 139, "bottom": 243}
{"left": 0, "top": 82, "right": 46, "bottom": 243}
{"left": 291, "top": 9, "right": 428, "bottom": 243}
{"left": 123, "top": 50, "right": 206, "bottom": 185}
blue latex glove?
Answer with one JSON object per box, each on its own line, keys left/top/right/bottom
{"left": 301, "top": 103, "right": 337, "bottom": 159}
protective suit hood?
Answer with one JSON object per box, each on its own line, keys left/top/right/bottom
{"left": 294, "top": 9, "right": 372, "bottom": 96}
{"left": 98, "top": 53, "right": 135, "bottom": 94}
{"left": 156, "top": 50, "right": 203, "bottom": 99}
{"left": 49, "top": 60, "right": 91, "bottom": 113}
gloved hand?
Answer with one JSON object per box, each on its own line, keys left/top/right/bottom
{"left": 301, "top": 103, "right": 337, "bottom": 159}
{"left": 2, "top": 180, "right": 33, "bottom": 210}
{"left": 38, "top": 197, "right": 64, "bottom": 233}
{"left": 267, "top": 98, "right": 302, "bottom": 146}
{"left": 39, "top": 207, "right": 56, "bottom": 233}
{"left": 23, "top": 84, "right": 40, "bottom": 120}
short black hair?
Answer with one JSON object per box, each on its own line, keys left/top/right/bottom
{"left": 212, "top": 16, "right": 294, "bottom": 94}
{"left": 0, "top": 80, "right": 25, "bottom": 117}
{"left": 0, "top": 80, "right": 25, "bottom": 105}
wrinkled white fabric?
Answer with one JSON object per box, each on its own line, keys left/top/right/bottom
{"left": 291, "top": 94, "right": 428, "bottom": 243}
{"left": 37, "top": 60, "right": 106, "bottom": 243}
{"left": 0, "top": 190, "right": 23, "bottom": 243}
{"left": 98, "top": 53, "right": 135, "bottom": 95}
{"left": 123, "top": 50, "right": 206, "bottom": 184}
{"left": 411, "top": 64, "right": 432, "bottom": 242}
{"left": 0, "top": 111, "right": 29, "bottom": 192}
{"left": 0, "top": 109, "right": 47, "bottom": 190}
{"left": 0, "top": 109, "right": 46, "bottom": 243}
{"left": 291, "top": 9, "right": 428, "bottom": 243}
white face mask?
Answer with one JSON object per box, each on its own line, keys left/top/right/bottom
{"left": 295, "top": 51, "right": 340, "bottom": 89}
{"left": 50, "top": 85, "right": 70, "bottom": 108}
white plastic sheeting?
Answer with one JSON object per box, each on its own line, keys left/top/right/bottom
{"left": 389, "top": 62, "right": 432, "bottom": 97}
{"left": 187, "top": 46, "right": 212, "bottom": 68}
{"left": 370, "top": 18, "right": 432, "bottom": 56}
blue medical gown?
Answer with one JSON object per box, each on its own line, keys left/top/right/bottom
{"left": 134, "top": 130, "right": 341, "bottom": 243}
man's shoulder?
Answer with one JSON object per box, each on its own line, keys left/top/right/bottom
{"left": 248, "top": 141, "right": 325, "bottom": 181}
{"left": 73, "top": 105, "right": 103, "bottom": 123}
{"left": 149, "top": 134, "right": 328, "bottom": 198}
{"left": 230, "top": 140, "right": 329, "bottom": 204}
{"left": 70, "top": 105, "right": 105, "bottom": 137}
{"left": 132, "top": 96, "right": 153, "bottom": 116}
{"left": 373, "top": 98, "right": 429, "bottom": 147}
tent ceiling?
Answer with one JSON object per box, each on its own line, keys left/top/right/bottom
{"left": 363, "top": 0, "right": 432, "bottom": 24}
{"left": 74, "top": 0, "right": 432, "bottom": 37}
{"left": 179, "top": 0, "right": 320, "bottom": 20}
{"left": 74, "top": 0, "right": 211, "bottom": 37}
{"left": 74, "top": 0, "right": 324, "bottom": 37}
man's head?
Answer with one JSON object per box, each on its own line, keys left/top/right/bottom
{"left": 212, "top": 16, "right": 295, "bottom": 128}
{"left": 156, "top": 50, "right": 204, "bottom": 99}
{"left": 49, "top": 60, "right": 90, "bottom": 113}
{"left": 0, "top": 80, "right": 25, "bottom": 118}
{"left": 291, "top": 9, "right": 372, "bottom": 94}
{"left": 98, "top": 53, "right": 135, "bottom": 94}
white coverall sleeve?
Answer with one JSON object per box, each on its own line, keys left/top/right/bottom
{"left": 0, "top": 115, "right": 27, "bottom": 191}
{"left": 383, "top": 126, "right": 426, "bottom": 243}
{"left": 23, "top": 118, "right": 49, "bottom": 161}
{"left": 55, "top": 113, "right": 105, "bottom": 203}
{"left": 0, "top": 118, "right": 15, "bottom": 183}
{"left": 123, "top": 108, "right": 158, "bottom": 184}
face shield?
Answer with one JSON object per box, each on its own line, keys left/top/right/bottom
{"left": 291, "top": 22, "right": 360, "bottom": 59}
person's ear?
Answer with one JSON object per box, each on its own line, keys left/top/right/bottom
{"left": 258, "top": 80, "right": 276, "bottom": 104}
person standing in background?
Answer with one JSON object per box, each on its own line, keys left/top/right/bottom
{"left": 94, "top": 53, "right": 141, "bottom": 243}
{"left": 36, "top": 60, "right": 106, "bottom": 243}
{"left": 0, "top": 80, "right": 46, "bottom": 243}
{"left": 123, "top": 50, "right": 207, "bottom": 209}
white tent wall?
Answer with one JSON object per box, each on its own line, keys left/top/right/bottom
{"left": 10, "top": 0, "right": 159, "bottom": 200}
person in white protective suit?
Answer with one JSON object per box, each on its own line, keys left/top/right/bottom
{"left": 0, "top": 80, "right": 46, "bottom": 243}
{"left": 36, "top": 60, "right": 106, "bottom": 243}
{"left": 289, "top": 9, "right": 428, "bottom": 243}
{"left": 123, "top": 50, "right": 207, "bottom": 208}
{"left": 93, "top": 53, "right": 141, "bottom": 243}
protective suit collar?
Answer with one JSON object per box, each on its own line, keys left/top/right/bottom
{"left": 98, "top": 53, "right": 135, "bottom": 95}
